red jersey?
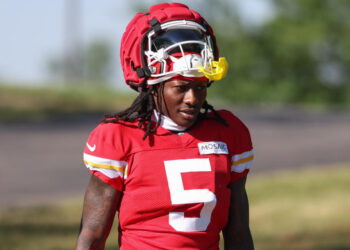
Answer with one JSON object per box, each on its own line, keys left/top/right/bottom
{"left": 83, "top": 110, "right": 253, "bottom": 249}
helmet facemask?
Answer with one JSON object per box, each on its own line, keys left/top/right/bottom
{"left": 144, "top": 21, "right": 217, "bottom": 85}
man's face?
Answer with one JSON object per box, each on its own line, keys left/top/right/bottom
{"left": 155, "top": 79, "right": 208, "bottom": 128}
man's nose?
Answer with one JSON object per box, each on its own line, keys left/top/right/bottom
{"left": 184, "top": 88, "right": 198, "bottom": 106}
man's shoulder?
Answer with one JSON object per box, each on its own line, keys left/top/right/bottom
{"left": 94, "top": 119, "right": 140, "bottom": 133}
{"left": 89, "top": 119, "right": 144, "bottom": 144}
{"left": 207, "top": 109, "right": 247, "bottom": 129}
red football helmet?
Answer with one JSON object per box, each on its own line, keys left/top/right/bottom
{"left": 120, "top": 3, "right": 228, "bottom": 91}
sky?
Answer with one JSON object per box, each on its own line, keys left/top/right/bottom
{"left": 0, "top": 0, "right": 274, "bottom": 89}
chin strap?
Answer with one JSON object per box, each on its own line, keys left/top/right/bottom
{"left": 198, "top": 57, "right": 228, "bottom": 81}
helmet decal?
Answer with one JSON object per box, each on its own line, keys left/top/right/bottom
{"left": 120, "top": 3, "right": 226, "bottom": 91}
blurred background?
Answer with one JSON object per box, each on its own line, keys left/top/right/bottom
{"left": 1, "top": 0, "right": 349, "bottom": 249}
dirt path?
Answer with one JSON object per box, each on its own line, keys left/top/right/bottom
{"left": 1, "top": 108, "right": 350, "bottom": 207}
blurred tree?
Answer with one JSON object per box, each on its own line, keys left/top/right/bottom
{"left": 47, "top": 56, "right": 64, "bottom": 82}
{"left": 83, "top": 39, "right": 112, "bottom": 84}
{"left": 46, "top": 39, "right": 112, "bottom": 85}
{"left": 64, "top": 0, "right": 83, "bottom": 84}
{"left": 210, "top": 0, "right": 350, "bottom": 106}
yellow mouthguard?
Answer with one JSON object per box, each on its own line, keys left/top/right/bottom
{"left": 198, "top": 57, "right": 229, "bottom": 81}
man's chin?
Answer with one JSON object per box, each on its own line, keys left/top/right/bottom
{"left": 176, "top": 114, "right": 199, "bottom": 128}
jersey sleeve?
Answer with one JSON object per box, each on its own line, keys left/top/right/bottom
{"left": 219, "top": 110, "right": 254, "bottom": 183}
{"left": 83, "top": 123, "right": 128, "bottom": 191}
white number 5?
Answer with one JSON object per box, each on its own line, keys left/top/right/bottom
{"left": 164, "top": 158, "right": 217, "bottom": 232}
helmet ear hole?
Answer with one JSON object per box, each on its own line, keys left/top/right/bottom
{"left": 131, "top": 61, "right": 136, "bottom": 71}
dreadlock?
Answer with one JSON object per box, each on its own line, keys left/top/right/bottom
{"left": 103, "top": 84, "right": 162, "bottom": 140}
{"left": 199, "top": 101, "right": 228, "bottom": 127}
{"left": 103, "top": 83, "right": 227, "bottom": 140}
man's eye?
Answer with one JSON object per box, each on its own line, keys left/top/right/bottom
{"left": 196, "top": 85, "right": 206, "bottom": 91}
{"left": 176, "top": 85, "right": 188, "bottom": 92}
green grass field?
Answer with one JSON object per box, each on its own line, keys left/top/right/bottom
{"left": 1, "top": 164, "right": 349, "bottom": 250}
{"left": 249, "top": 165, "right": 350, "bottom": 250}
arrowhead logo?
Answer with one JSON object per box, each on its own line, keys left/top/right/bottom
{"left": 86, "top": 143, "right": 96, "bottom": 152}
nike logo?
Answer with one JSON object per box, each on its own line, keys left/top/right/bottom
{"left": 86, "top": 143, "right": 96, "bottom": 152}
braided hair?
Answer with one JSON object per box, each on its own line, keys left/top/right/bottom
{"left": 103, "top": 83, "right": 227, "bottom": 140}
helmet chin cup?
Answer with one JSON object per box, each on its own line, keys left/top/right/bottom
{"left": 198, "top": 57, "right": 228, "bottom": 81}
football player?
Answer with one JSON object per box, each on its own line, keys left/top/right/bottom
{"left": 76, "top": 3, "right": 254, "bottom": 250}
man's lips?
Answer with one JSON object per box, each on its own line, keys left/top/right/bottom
{"left": 179, "top": 109, "right": 198, "bottom": 119}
